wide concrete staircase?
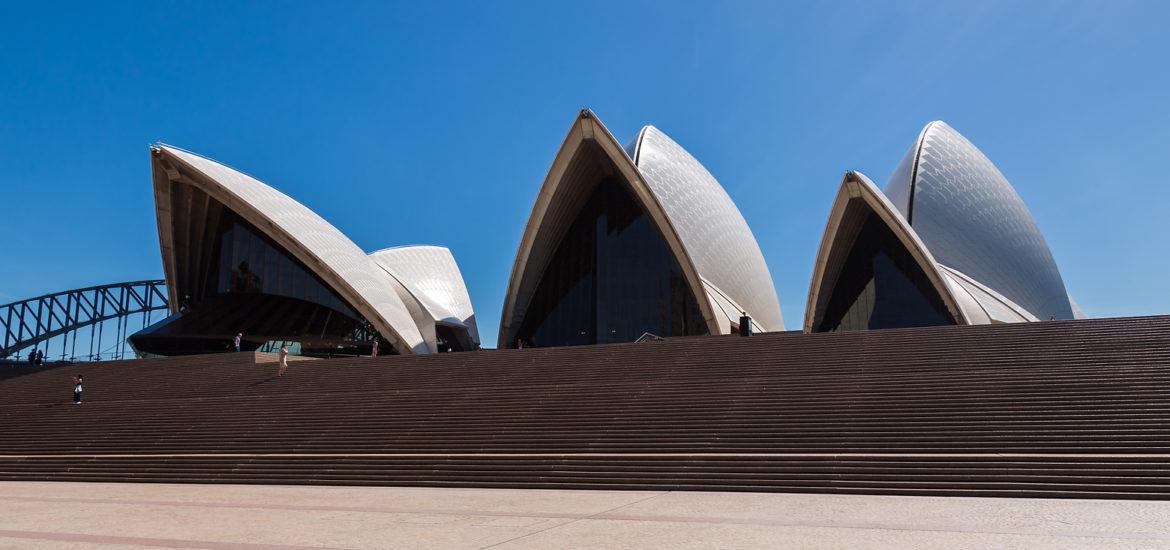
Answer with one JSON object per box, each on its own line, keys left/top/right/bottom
{"left": 2, "top": 316, "right": 1169, "bottom": 499}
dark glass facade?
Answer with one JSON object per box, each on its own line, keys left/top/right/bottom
{"left": 514, "top": 178, "right": 707, "bottom": 348}
{"left": 435, "top": 324, "right": 470, "bottom": 353}
{"left": 130, "top": 194, "right": 382, "bottom": 357}
{"left": 816, "top": 213, "right": 956, "bottom": 332}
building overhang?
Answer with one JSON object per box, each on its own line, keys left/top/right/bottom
{"left": 627, "top": 125, "right": 783, "bottom": 333}
{"left": 149, "top": 144, "right": 430, "bottom": 354}
{"left": 368, "top": 245, "right": 480, "bottom": 347}
{"left": 497, "top": 109, "right": 719, "bottom": 347}
{"left": 804, "top": 171, "right": 971, "bottom": 332}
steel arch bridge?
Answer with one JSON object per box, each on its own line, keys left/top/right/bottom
{"left": 1, "top": 280, "right": 169, "bottom": 362}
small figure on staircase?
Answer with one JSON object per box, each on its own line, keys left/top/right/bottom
{"left": 277, "top": 343, "right": 289, "bottom": 376}
{"left": 234, "top": 332, "right": 242, "bottom": 352}
{"left": 73, "top": 374, "right": 83, "bottom": 405}
{"left": 371, "top": 337, "right": 379, "bottom": 358}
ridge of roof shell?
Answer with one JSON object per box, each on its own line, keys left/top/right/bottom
{"left": 498, "top": 109, "right": 718, "bottom": 346}
{"left": 882, "top": 122, "right": 1077, "bottom": 321}
{"left": 367, "top": 245, "right": 480, "bottom": 345}
{"left": 151, "top": 144, "right": 431, "bottom": 353}
{"left": 804, "top": 170, "right": 970, "bottom": 332}
{"left": 369, "top": 244, "right": 448, "bottom": 254}
{"left": 498, "top": 110, "right": 783, "bottom": 346}
{"left": 631, "top": 125, "right": 784, "bottom": 332}
{"left": 153, "top": 143, "right": 265, "bottom": 183}
{"left": 880, "top": 123, "right": 934, "bottom": 220}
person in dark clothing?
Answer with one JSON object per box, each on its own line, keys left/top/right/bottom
{"left": 73, "top": 374, "right": 83, "bottom": 405}
{"left": 234, "top": 333, "right": 242, "bottom": 352}
{"left": 36, "top": 350, "right": 44, "bottom": 365}
{"left": 27, "top": 350, "right": 36, "bottom": 364}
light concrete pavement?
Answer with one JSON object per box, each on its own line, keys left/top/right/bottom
{"left": 1, "top": 481, "right": 1169, "bottom": 549}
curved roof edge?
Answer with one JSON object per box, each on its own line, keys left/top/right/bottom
{"left": 629, "top": 125, "right": 783, "bottom": 332}
{"left": 888, "top": 121, "right": 1077, "bottom": 321}
{"left": 1069, "top": 295, "right": 1088, "bottom": 320}
{"left": 881, "top": 121, "right": 936, "bottom": 221}
{"left": 939, "top": 265, "right": 1038, "bottom": 323}
{"left": 497, "top": 108, "right": 720, "bottom": 347}
{"left": 150, "top": 144, "right": 430, "bottom": 354}
{"left": 368, "top": 245, "right": 480, "bottom": 346}
{"left": 803, "top": 171, "right": 971, "bottom": 332}
{"left": 701, "top": 277, "right": 750, "bottom": 331}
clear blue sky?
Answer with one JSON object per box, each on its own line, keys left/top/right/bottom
{"left": 2, "top": 1, "right": 1167, "bottom": 342}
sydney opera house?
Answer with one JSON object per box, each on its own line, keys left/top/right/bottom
{"left": 128, "top": 145, "right": 480, "bottom": 357}
{"left": 804, "top": 121, "right": 1084, "bottom": 332}
{"left": 498, "top": 109, "right": 783, "bottom": 348}
{"left": 128, "top": 112, "right": 1080, "bottom": 357}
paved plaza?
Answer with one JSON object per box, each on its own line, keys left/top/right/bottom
{"left": 1, "top": 481, "right": 1169, "bottom": 549}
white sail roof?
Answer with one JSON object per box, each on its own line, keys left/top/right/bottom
{"left": 630, "top": 126, "right": 784, "bottom": 332}
{"left": 804, "top": 171, "right": 971, "bottom": 332}
{"left": 369, "top": 245, "right": 480, "bottom": 346}
{"left": 499, "top": 109, "right": 783, "bottom": 346}
{"left": 152, "top": 144, "right": 429, "bottom": 354}
{"left": 883, "top": 121, "right": 1078, "bottom": 320}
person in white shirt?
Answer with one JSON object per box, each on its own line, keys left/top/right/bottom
{"left": 277, "top": 343, "right": 289, "bottom": 376}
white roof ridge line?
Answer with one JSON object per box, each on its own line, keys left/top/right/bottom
{"left": 938, "top": 264, "right": 1038, "bottom": 321}
{"left": 369, "top": 244, "right": 449, "bottom": 255}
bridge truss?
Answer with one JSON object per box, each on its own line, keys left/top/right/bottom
{"left": 1, "top": 280, "right": 169, "bottom": 362}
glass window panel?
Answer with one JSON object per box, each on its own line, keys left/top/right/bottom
{"left": 306, "top": 275, "right": 319, "bottom": 303}
{"left": 516, "top": 178, "right": 707, "bottom": 348}
{"left": 232, "top": 223, "right": 249, "bottom": 293}
{"left": 219, "top": 230, "right": 232, "bottom": 294}
{"left": 277, "top": 252, "right": 290, "bottom": 297}
{"left": 817, "top": 212, "right": 955, "bottom": 332}
{"left": 248, "top": 232, "right": 263, "bottom": 292}
{"left": 175, "top": 196, "right": 380, "bottom": 356}
{"left": 292, "top": 265, "right": 305, "bottom": 299}
{"left": 263, "top": 243, "right": 278, "bottom": 294}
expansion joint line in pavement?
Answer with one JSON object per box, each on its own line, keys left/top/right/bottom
{"left": 0, "top": 528, "right": 350, "bottom": 550}
{"left": 1, "top": 493, "right": 1169, "bottom": 543}
{"left": 478, "top": 491, "right": 672, "bottom": 549}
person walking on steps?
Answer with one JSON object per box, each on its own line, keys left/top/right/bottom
{"left": 371, "top": 337, "right": 379, "bottom": 358}
{"left": 277, "top": 343, "right": 289, "bottom": 376}
{"left": 73, "top": 374, "right": 83, "bottom": 405}
{"left": 234, "top": 332, "right": 242, "bottom": 352}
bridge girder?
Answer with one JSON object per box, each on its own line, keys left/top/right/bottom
{"left": 1, "top": 280, "right": 168, "bottom": 360}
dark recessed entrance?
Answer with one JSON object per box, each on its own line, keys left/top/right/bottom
{"left": 514, "top": 178, "right": 707, "bottom": 348}
{"left": 816, "top": 212, "right": 955, "bottom": 332}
